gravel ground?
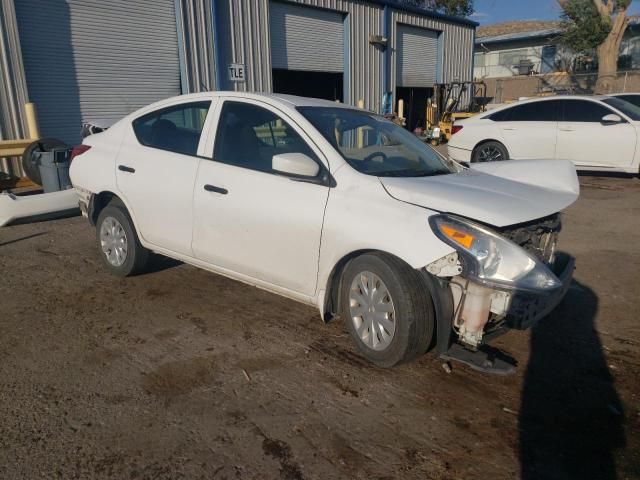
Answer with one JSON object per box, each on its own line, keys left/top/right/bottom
{"left": 0, "top": 174, "right": 639, "bottom": 480}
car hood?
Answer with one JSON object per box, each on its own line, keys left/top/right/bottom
{"left": 379, "top": 159, "right": 580, "bottom": 227}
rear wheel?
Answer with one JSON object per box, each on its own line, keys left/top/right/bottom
{"left": 472, "top": 141, "right": 509, "bottom": 163}
{"left": 96, "top": 200, "right": 150, "bottom": 277}
{"left": 340, "top": 253, "right": 434, "bottom": 368}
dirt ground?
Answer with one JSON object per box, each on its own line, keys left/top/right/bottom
{"left": 1, "top": 174, "right": 639, "bottom": 480}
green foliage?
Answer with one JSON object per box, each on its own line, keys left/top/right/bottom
{"left": 560, "top": 0, "right": 610, "bottom": 53}
{"left": 433, "top": 0, "right": 474, "bottom": 16}
{"left": 398, "top": 0, "right": 474, "bottom": 18}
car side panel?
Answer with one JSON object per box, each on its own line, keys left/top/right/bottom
{"left": 70, "top": 123, "right": 122, "bottom": 196}
{"left": 447, "top": 144, "right": 472, "bottom": 163}
{"left": 447, "top": 118, "right": 503, "bottom": 153}
{"left": 497, "top": 121, "right": 557, "bottom": 159}
{"left": 315, "top": 166, "right": 455, "bottom": 308}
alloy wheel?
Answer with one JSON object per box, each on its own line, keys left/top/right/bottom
{"left": 99, "top": 216, "right": 128, "bottom": 267}
{"left": 349, "top": 271, "right": 396, "bottom": 351}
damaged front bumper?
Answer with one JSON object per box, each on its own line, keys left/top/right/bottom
{"left": 429, "top": 252, "right": 574, "bottom": 375}
{"left": 425, "top": 249, "right": 575, "bottom": 351}
{"left": 451, "top": 252, "right": 575, "bottom": 349}
{"left": 504, "top": 252, "right": 575, "bottom": 330}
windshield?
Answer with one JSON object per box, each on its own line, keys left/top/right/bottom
{"left": 298, "top": 107, "right": 456, "bottom": 177}
{"left": 603, "top": 97, "right": 640, "bottom": 121}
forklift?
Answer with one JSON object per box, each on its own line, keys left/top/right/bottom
{"left": 425, "top": 81, "right": 487, "bottom": 145}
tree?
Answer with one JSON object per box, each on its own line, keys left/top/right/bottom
{"left": 559, "top": 0, "right": 631, "bottom": 93}
{"left": 399, "top": 0, "right": 474, "bottom": 18}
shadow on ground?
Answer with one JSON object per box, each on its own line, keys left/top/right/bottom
{"left": 144, "top": 254, "right": 183, "bottom": 274}
{"left": 519, "top": 280, "right": 626, "bottom": 479}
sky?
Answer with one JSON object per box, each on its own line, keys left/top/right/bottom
{"left": 471, "top": 0, "right": 640, "bottom": 25}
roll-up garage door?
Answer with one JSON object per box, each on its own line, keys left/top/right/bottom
{"left": 15, "top": 0, "right": 181, "bottom": 145}
{"left": 270, "top": 2, "right": 344, "bottom": 73}
{"left": 397, "top": 25, "right": 439, "bottom": 87}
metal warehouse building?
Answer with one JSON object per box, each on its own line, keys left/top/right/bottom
{"left": 1, "top": 0, "right": 476, "bottom": 162}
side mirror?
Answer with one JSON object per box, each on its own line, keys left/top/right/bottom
{"left": 601, "top": 113, "right": 623, "bottom": 125}
{"left": 272, "top": 152, "right": 320, "bottom": 177}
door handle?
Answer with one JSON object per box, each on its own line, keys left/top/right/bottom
{"left": 118, "top": 165, "right": 135, "bottom": 173}
{"left": 559, "top": 127, "right": 574, "bottom": 132}
{"left": 204, "top": 184, "right": 228, "bottom": 195}
{"left": 502, "top": 127, "right": 517, "bottom": 131}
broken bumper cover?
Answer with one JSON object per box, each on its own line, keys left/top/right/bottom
{"left": 505, "top": 252, "right": 575, "bottom": 330}
{"left": 0, "top": 189, "right": 79, "bottom": 227}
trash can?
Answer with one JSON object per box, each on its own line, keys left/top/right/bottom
{"left": 36, "top": 147, "right": 72, "bottom": 193}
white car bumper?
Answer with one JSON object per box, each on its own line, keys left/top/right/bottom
{"left": 0, "top": 188, "right": 79, "bottom": 227}
{"left": 447, "top": 145, "right": 472, "bottom": 163}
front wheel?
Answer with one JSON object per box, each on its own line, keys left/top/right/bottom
{"left": 472, "top": 141, "right": 509, "bottom": 163}
{"left": 340, "top": 253, "right": 435, "bottom": 368}
{"left": 96, "top": 200, "right": 150, "bottom": 277}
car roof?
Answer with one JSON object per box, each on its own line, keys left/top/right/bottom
{"left": 478, "top": 94, "right": 615, "bottom": 117}
{"left": 159, "top": 91, "right": 358, "bottom": 109}
{"left": 507, "top": 94, "right": 610, "bottom": 104}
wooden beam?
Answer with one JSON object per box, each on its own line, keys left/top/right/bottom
{"left": 0, "top": 139, "right": 32, "bottom": 159}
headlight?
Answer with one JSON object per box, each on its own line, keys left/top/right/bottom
{"left": 429, "top": 214, "right": 561, "bottom": 292}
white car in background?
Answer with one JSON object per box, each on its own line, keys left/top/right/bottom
{"left": 448, "top": 95, "right": 640, "bottom": 175}
{"left": 70, "top": 92, "right": 578, "bottom": 373}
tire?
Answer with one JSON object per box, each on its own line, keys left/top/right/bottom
{"left": 96, "top": 199, "right": 150, "bottom": 277}
{"left": 340, "top": 253, "right": 435, "bottom": 368}
{"left": 472, "top": 140, "right": 509, "bottom": 163}
{"left": 21, "top": 138, "right": 67, "bottom": 185}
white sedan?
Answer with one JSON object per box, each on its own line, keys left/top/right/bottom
{"left": 448, "top": 95, "right": 640, "bottom": 175}
{"left": 70, "top": 92, "right": 578, "bottom": 373}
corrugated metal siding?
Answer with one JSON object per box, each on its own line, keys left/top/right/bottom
{"left": 219, "top": 0, "right": 385, "bottom": 111}
{"left": 390, "top": 9, "right": 474, "bottom": 105}
{"left": 270, "top": 2, "right": 344, "bottom": 72}
{"left": 218, "top": 0, "right": 272, "bottom": 93}
{"left": 0, "top": 0, "right": 28, "bottom": 176}
{"left": 15, "top": 0, "right": 181, "bottom": 145}
{"left": 397, "top": 24, "right": 438, "bottom": 87}
{"left": 176, "top": 0, "right": 217, "bottom": 92}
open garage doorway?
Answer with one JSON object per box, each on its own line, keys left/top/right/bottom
{"left": 270, "top": 2, "right": 346, "bottom": 103}
{"left": 272, "top": 69, "right": 344, "bottom": 102}
{"left": 396, "top": 87, "right": 433, "bottom": 132}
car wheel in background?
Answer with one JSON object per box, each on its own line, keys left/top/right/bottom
{"left": 96, "top": 199, "right": 150, "bottom": 277}
{"left": 21, "top": 138, "right": 67, "bottom": 185}
{"left": 340, "top": 253, "right": 434, "bottom": 368}
{"left": 472, "top": 141, "right": 509, "bottom": 163}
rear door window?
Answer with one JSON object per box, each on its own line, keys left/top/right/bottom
{"left": 133, "top": 101, "right": 211, "bottom": 156}
{"left": 561, "top": 100, "right": 612, "bottom": 122}
{"left": 491, "top": 101, "right": 559, "bottom": 122}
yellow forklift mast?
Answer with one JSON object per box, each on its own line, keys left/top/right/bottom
{"left": 425, "top": 81, "right": 487, "bottom": 145}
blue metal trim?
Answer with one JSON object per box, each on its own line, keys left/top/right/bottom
{"left": 382, "top": 5, "right": 390, "bottom": 94}
{"left": 174, "top": 0, "right": 189, "bottom": 94}
{"left": 471, "top": 27, "right": 476, "bottom": 81}
{"left": 436, "top": 31, "right": 444, "bottom": 83}
{"left": 211, "top": 0, "right": 224, "bottom": 91}
{"left": 343, "top": 14, "right": 351, "bottom": 105}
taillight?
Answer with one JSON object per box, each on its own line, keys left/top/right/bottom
{"left": 70, "top": 144, "right": 91, "bottom": 161}
{"left": 452, "top": 125, "right": 464, "bottom": 135}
